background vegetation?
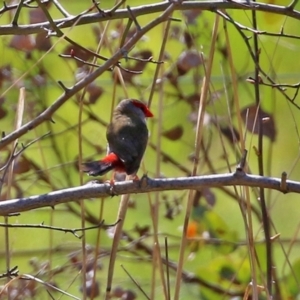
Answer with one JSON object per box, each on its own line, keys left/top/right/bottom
{"left": 1, "top": 0, "right": 300, "bottom": 299}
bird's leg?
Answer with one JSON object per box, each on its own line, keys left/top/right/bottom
{"left": 108, "top": 171, "right": 117, "bottom": 194}
{"left": 129, "top": 173, "right": 140, "bottom": 181}
{"left": 110, "top": 171, "right": 116, "bottom": 186}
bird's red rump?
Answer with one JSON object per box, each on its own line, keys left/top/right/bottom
{"left": 101, "top": 152, "right": 119, "bottom": 163}
{"left": 102, "top": 152, "right": 125, "bottom": 172}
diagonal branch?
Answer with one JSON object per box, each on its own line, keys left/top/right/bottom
{"left": 0, "top": 1, "right": 175, "bottom": 150}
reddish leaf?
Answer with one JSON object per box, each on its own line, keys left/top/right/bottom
{"left": 63, "top": 45, "right": 93, "bottom": 67}
{"left": 86, "top": 83, "right": 104, "bottom": 104}
{"left": 115, "top": 50, "right": 153, "bottom": 84}
{"left": 162, "top": 125, "right": 184, "bottom": 141}
{"left": 184, "top": 30, "right": 193, "bottom": 49}
{"left": 131, "top": 50, "right": 152, "bottom": 72}
{"left": 112, "top": 286, "right": 124, "bottom": 298}
{"left": 29, "top": 8, "right": 48, "bottom": 24}
{"left": 0, "top": 106, "right": 7, "bottom": 119}
{"left": 218, "top": 45, "right": 228, "bottom": 59}
{"left": 220, "top": 126, "right": 240, "bottom": 144}
{"left": 165, "top": 71, "right": 179, "bottom": 88}
{"left": 121, "top": 290, "right": 137, "bottom": 300}
{"left": 81, "top": 280, "right": 100, "bottom": 298}
{"left": 186, "top": 93, "right": 200, "bottom": 106}
{"left": 134, "top": 224, "right": 150, "bottom": 237}
{"left": 170, "top": 25, "right": 181, "bottom": 40}
{"left": 13, "top": 156, "right": 32, "bottom": 174}
{"left": 0, "top": 65, "right": 12, "bottom": 88}
{"left": 176, "top": 50, "right": 203, "bottom": 76}
{"left": 193, "top": 188, "right": 216, "bottom": 207}
{"left": 241, "top": 105, "right": 276, "bottom": 141}
{"left": 183, "top": 9, "right": 202, "bottom": 24}
{"left": 9, "top": 35, "right": 35, "bottom": 51}
{"left": 32, "top": 70, "right": 47, "bottom": 86}
{"left": 35, "top": 31, "right": 52, "bottom": 51}
{"left": 202, "top": 188, "right": 216, "bottom": 207}
{"left": 0, "top": 97, "right": 7, "bottom": 119}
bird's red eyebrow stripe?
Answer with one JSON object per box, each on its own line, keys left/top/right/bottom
{"left": 132, "top": 100, "right": 154, "bottom": 117}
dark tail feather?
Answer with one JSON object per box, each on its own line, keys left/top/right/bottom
{"left": 81, "top": 161, "right": 114, "bottom": 176}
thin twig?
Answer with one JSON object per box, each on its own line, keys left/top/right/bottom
{"left": 120, "top": 265, "right": 151, "bottom": 299}
{"left": 0, "top": 220, "right": 120, "bottom": 238}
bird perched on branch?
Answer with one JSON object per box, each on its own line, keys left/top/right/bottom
{"left": 81, "top": 99, "right": 153, "bottom": 178}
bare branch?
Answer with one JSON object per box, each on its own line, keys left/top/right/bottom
{"left": 0, "top": 171, "right": 299, "bottom": 216}
{"left": 0, "top": 1, "right": 300, "bottom": 36}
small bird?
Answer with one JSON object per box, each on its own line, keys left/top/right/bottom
{"left": 81, "top": 99, "right": 153, "bottom": 178}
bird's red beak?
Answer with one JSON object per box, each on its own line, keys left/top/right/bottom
{"left": 144, "top": 107, "right": 154, "bottom": 118}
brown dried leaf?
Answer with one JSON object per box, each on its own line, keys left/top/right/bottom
{"left": 81, "top": 280, "right": 100, "bottom": 298}
{"left": 202, "top": 187, "right": 216, "bottom": 207}
{"left": 165, "top": 71, "right": 179, "bottom": 88}
{"left": 0, "top": 65, "right": 12, "bottom": 88}
{"left": 186, "top": 93, "right": 200, "bottom": 106}
{"left": 121, "top": 290, "right": 137, "bottom": 300}
{"left": 0, "top": 97, "right": 7, "bottom": 119}
{"left": 86, "top": 83, "right": 104, "bottom": 104}
{"left": 117, "top": 50, "right": 153, "bottom": 84}
{"left": 241, "top": 105, "right": 276, "bottom": 141}
{"left": 134, "top": 224, "right": 150, "bottom": 237}
{"left": 0, "top": 106, "right": 7, "bottom": 119}
{"left": 162, "top": 125, "right": 183, "bottom": 141}
{"left": 176, "top": 50, "right": 203, "bottom": 76}
{"left": 35, "top": 31, "right": 52, "bottom": 51}
{"left": 9, "top": 35, "right": 35, "bottom": 51}
{"left": 13, "top": 155, "right": 32, "bottom": 174}
{"left": 29, "top": 8, "right": 48, "bottom": 24}
{"left": 218, "top": 45, "right": 228, "bottom": 59}
{"left": 220, "top": 126, "right": 240, "bottom": 144}
{"left": 184, "top": 30, "right": 193, "bottom": 49}
{"left": 32, "top": 69, "right": 47, "bottom": 86}
{"left": 193, "top": 188, "right": 216, "bottom": 207}
{"left": 131, "top": 50, "right": 152, "bottom": 72}
{"left": 63, "top": 45, "right": 93, "bottom": 67}
{"left": 170, "top": 25, "right": 181, "bottom": 40}
{"left": 183, "top": 9, "right": 202, "bottom": 24}
{"left": 112, "top": 286, "right": 124, "bottom": 298}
